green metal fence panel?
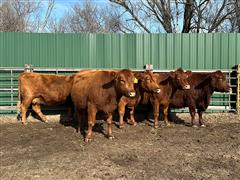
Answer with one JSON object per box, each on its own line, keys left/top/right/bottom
{"left": 1, "top": 32, "right": 239, "bottom": 69}
{"left": 0, "top": 32, "right": 239, "bottom": 114}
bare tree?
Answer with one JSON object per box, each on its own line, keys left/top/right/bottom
{"left": 49, "top": 0, "right": 122, "bottom": 33}
{"left": 0, "top": 0, "right": 55, "bottom": 32}
{"left": 228, "top": 0, "right": 240, "bottom": 32}
{"left": 109, "top": 0, "right": 235, "bottom": 33}
{"left": 235, "top": 0, "right": 240, "bottom": 32}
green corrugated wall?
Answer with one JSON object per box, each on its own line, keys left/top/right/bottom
{"left": 0, "top": 32, "right": 239, "bottom": 69}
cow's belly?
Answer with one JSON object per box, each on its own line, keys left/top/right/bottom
{"left": 97, "top": 102, "right": 117, "bottom": 113}
{"left": 34, "top": 92, "right": 68, "bottom": 106}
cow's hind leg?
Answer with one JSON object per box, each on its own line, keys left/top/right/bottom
{"left": 76, "top": 109, "right": 87, "bottom": 134}
{"left": 32, "top": 104, "right": 48, "bottom": 123}
{"left": 198, "top": 110, "right": 206, "bottom": 127}
{"left": 17, "top": 100, "right": 22, "bottom": 121}
{"left": 21, "top": 98, "right": 32, "bottom": 125}
{"left": 85, "top": 104, "right": 97, "bottom": 142}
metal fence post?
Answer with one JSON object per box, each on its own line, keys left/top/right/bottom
{"left": 237, "top": 64, "right": 240, "bottom": 115}
{"left": 24, "top": 64, "right": 33, "bottom": 72}
{"left": 10, "top": 69, "right": 13, "bottom": 112}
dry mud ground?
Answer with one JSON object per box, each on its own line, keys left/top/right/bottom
{"left": 0, "top": 113, "right": 240, "bottom": 180}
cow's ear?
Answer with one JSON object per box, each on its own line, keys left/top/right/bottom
{"left": 169, "top": 71, "right": 175, "bottom": 79}
{"left": 111, "top": 71, "right": 117, "bottom": 79}
{"left": 134, "top": 72, "right": 143, "bottom": 80}
{"left": 185, "top": 70, "right": 192, "bottom": 78}
{"left": 214, "top": 70, "right": 223, "bottom": 78}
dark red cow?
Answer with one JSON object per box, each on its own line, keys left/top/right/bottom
{"left": 169, "top": 70, "right": 230, "bottom": 127}
{"left": 150, "top": 68, "right": 192, "bottom": 128}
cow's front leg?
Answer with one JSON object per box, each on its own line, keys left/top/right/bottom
{"left": 152, "top": 101, "right": 160, "bottom": 128}
{"left": 189, "top": 106, "right": 197, "bottom": 127}
{"left": 118, "top": 99, "right": 127, "bottom": 129}
{"left": 85, "top": 104, "right": 97, "bottom": 142}
{"left": 106, "top": 113, "right": 114, "bottom": 140}
{"left": 127, "top": 107, "right": 137, "bottom": 126}
{"left": 163, "top": 104, "right": 171, "bottom": 127}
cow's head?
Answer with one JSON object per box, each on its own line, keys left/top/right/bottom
{"left": 113, "top": 69, "right": 136, "bottom": 97}
{"left": 210, "top": 71, "right": 230, "bottom": 92}
{"left": 169, "top": 68, "right": 192, "bottom": 90}
{"left": 134, "top": 70, "right": 161, "bottom": 93}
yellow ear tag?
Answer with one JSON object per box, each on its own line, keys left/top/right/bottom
{"left": 134, "top": 78, "right": 138, "bottom": 84}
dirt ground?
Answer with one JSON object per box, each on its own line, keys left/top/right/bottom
{"left": 0, "top": 112, "right": 240, "bottom": 180}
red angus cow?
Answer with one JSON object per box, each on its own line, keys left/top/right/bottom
{"left": 118, "top": 70, "right": 161, "bottom": 128}
{"left": 17, "top": 72, "right": 74, "bottom": 124}
{"left": 71, "top": 69, "right": 136, "bottom": 142}
{"left": 169, "top": 70, "right": 230, "bottom": 127}
{"left": 150, "top": 68, "right": 192, "bottom": 128}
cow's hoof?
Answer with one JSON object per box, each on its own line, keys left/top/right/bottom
{"left": 42, "top": 119, "right": 48, "bottom": 123}
{"left": 108, "top": 135, "right": 115, "bottom": 140}
{"left": 164, "top": 122, "right": 173, "bottom": 127}
{"left": 84, "top": 137, "right": 92, "bottom": 143}
{"left": 119, "top": 125, "right": 124, "bottom": 129}
{"left": 21, "top": 121, "right": 27, "bottom": 125}
{"left": 200, "top": 124, "right": 206, "bottom": 128}
{"left": 192, "top": 125, "right": 198, "bottom": 128}
{"left": 127, "top": 119, "right": 137, "bottom": 126}
{"left": 154, "top": 125, "right": 159, "bottom": 128}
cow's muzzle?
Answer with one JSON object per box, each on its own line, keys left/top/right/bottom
{"left": 128, "top": 91, "right": 136, "bottom": 97}
{"left": 183, "top": 85, "right": 190, "bottom": 90}
{"left": 153, "top": 88, "right": 161, "bottom": 93}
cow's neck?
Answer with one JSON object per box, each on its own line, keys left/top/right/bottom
{"left": 137, "top": 83, "right": 151, "bottom": 104}
{"left": 103, "top": 79, "right": 119, "bottom": 101}
{"left": 199, "top": 80, "right": 214, "bottom": 107}
{"left": 167, "top": 78, "right": 178, "bottom": 98}
{"left": 114, "top": 84, "right": 126, "bottom": 102}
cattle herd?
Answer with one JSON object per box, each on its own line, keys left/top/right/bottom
{"left": 17, "top": 68, "right": 230, "bottom": 142}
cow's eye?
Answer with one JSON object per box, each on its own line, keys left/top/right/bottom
{"left": 146, "top": 77, "right": 150, "bottom": 81}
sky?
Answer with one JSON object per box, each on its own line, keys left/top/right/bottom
{"left": 50, "top": 0, "right": 109, "bottom": 18}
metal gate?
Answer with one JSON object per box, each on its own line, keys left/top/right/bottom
{"left": 0, "top": 66, "right": 238, "bottom": 114}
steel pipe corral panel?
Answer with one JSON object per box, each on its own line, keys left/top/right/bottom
{"left": 237, "top": 64, "right": 240, "bottom": 115}
{"left": 0, "top": 67, "right": 238, "bottom": 114}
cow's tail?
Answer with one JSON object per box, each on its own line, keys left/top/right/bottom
{"left": 17, "top": 76, "right": 22, "bottom": 120}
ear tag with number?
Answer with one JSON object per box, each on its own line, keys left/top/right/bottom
{"left": 134, "top": 78, "right": 138, "bottom": 84}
